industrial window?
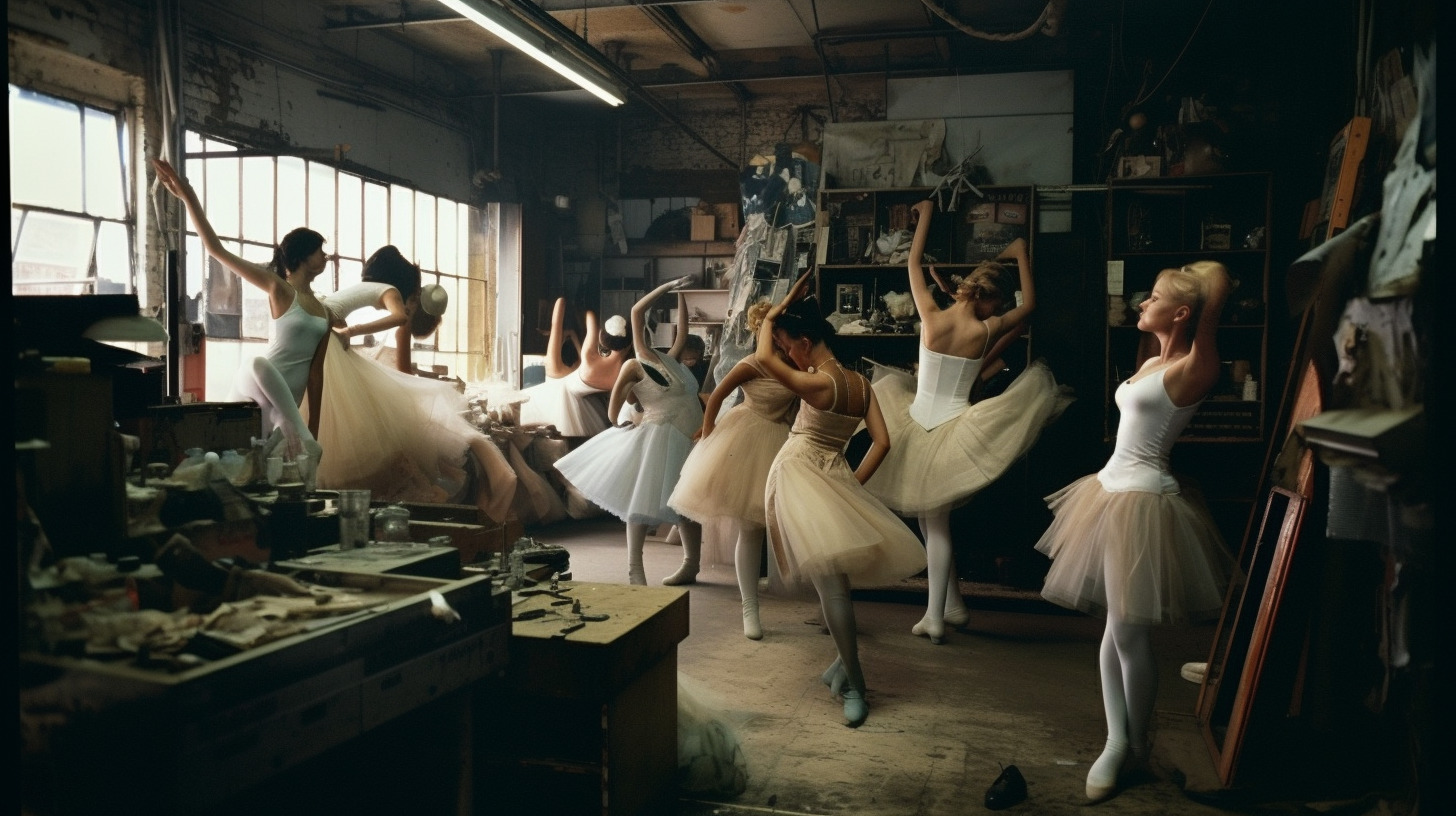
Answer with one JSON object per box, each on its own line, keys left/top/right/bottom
{"left": 9, "top": 85, "right": 136, "bottom": 296}
{"left": 181, "top": 131, "right": 492, "bottom": 396}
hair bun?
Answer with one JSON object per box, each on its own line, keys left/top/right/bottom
{"left": 604, "top": 315, "right": 628, "bottom": 337}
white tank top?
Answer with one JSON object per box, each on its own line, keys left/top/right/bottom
{"left": 1097, "top": 369, "right": 1201, "bottom": 494}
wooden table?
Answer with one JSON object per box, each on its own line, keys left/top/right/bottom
{"left": 478, "top": 581, "right": 689, "bottom": 815}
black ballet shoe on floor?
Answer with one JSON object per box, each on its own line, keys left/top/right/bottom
{"left": 984, "top": 763, "right": 1027, "bottom": 810}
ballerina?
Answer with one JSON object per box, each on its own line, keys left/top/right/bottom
{"left": 309, "top": 245, "right": 520, "bottom": 524}
{"left": 864, "top": 199, "right": 1071, "bottom": 644}
{"left": 757, "top": 271, "right": 925, "bottom": 727}
{"left": 669, "top": 298, "right": 798, "bottom": 639}
{"left": 1036, "top": 262, "right": 1236, "bottom": 802}
{"left": 517, "top": 296, "right": 632, "bottom": 438}
{"left": 151, "top": 158, "right": 327, "bottom": 468}
{"left": 553, "top": 276, "right": 705, "bottom": 585}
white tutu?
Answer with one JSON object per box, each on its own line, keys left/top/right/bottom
{"left": 307, "top": 334, "right": 518, "bottom": 523}
{"left": 517, "top": 368, "right": 612, "bottom": 437}
{"left": 865, "top": 359, "right": 1072, "bottom": 515}
{"left": 553, "top": 355, "right": 703, "bottom": 526}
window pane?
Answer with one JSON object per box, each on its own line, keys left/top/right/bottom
{"left": 9, "top": 87, "right": 83, "bottom": 210}
{"left": 185, "top": 234, "right": 205, "bottom": 300}
{"left": 436, "top": 200, "right": 459, "bottom": 276}
{"left": 238, "top": 241, "right": 273, "bottom": 339}
{"left": 185, "top": 130, "right": 205, "bottom": 153}
{"left": 414, "top": 192, "right": 437, "bottom": 269}
{"left": 84, "top": 108, "right": 127, "bottom": 218}
{"left": 241, "top": 157, "right": 275, "bottom": 244}
{"left": 364, "top": 182, "right": 389, "bottom": 256}
{"left": 335, "top": 257, "right": 363, "bottom": 295}
{"left": 204, "top": 155, "right": 240, "bottom": 239}
{"left": 95, "top": 221, "right": 132, "bottom": 294}
{"left": 12, "top": 211, "right": 96, "bottom": 294}
{"left": 307, "top": 161, "right": 335, "bottom": 245}
{"left": 276, "top": 156, "right": 306, "bottom": 238}
{"left": 337, "top": 173, "right": 363, "bottom": 261}
{"left": 438, "top": 275, "right": 461, "bottom": 350}
{"left": 390, "top": 185, "right": 413, "bottom": 260}
{"left": 459, "top": 206, "right": 473, "bottom": 279}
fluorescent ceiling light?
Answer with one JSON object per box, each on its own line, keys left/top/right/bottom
{"left": 435, "top": 0, "right": 625, "bottom": 106}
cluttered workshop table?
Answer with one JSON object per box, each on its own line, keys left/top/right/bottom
{"left": 479, "top": 580, "right": 690, "bottom": 816}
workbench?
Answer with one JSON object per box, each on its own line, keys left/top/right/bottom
{"left": 479, "top": 581, "right": 690, "bottom": 815}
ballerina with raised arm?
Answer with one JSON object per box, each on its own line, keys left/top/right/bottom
{"left": 669, "top": 298, "right": 798, "bottom": 639}
{"left": 1035, "top": 262, "right": 1235, "bottom": 802}
{"left": 518, "top": 297, "right": 633, "bottom": 438}
{"left": 756, "top": 271, "right": 925, "bottom": 727}
{"left": 151, "top": 158, "right": 328, "bottom": 468}
{"left": 864, "top": 199, "right": 1071, "bottom": 644}
{"left": 553, "top": 276, "right": 706, "bottom": 585}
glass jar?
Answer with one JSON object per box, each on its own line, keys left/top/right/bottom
{"left": 373, "top": 504, "right": 411, "bottom": 545}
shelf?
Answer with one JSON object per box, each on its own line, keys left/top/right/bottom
{"left": 1103, "top": 173, "right": 1272, "bottom": 445}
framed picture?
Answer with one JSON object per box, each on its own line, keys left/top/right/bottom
{"left": 836, "top": 283, "right": 863, "bottom": 315}
{"left": 1118, "top": 155, "right": 1162, "bottom": 179}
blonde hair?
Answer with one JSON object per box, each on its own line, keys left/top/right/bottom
{"left": 745, "top": 298, "right": 773, "bottom": 333}
{"left": 1155, "top": 260, "right": 1226, "bottom": 327}
{"left": 955, "top": 259, "right": 1016, "bottom": 314}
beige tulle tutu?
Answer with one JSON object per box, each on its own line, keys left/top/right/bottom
{"left": 765, "top": 403, "right": 925, "bottom": 587}
{"left": 1035, "top": 474, "right": 1234, "bottom": 625}
{"left": 308, "top": 334, "right": 518, "bottom": 523}
{"left": 670, "top": 374, "right": 795, "bottom": 525}
{"left": 865, "top": 359, "right": 1072, "bottom": 515}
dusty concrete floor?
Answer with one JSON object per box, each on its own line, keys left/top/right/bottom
{"left": 536, "top": 517, "right": 1251, "bottom": 816}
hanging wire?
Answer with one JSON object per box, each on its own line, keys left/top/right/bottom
{"left": 1131, "top": 0, "right": 1216, "bottom": 107}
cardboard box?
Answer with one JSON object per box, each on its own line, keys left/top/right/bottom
{"left": 690, "top": 213, "right": 716, "bottom": 241}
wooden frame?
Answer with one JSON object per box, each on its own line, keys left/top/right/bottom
{"left": 1310, "top": 116, "right": 1372, "bottom": 247}
{"left": 1197, "top": 485, "right": 1310, "bottom": 787}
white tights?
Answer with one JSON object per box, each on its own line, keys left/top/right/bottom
{"left": 232, "top": 356, "right": 317, "bottom": 459}
{"left": 625, "top": 520, "right": 702, "bottom": 585}
{"left": 1088, "top": 616, "right": 1156, "bottom": 792}
{"left": 734, "top": 521, "right": 764, "bottom": 608}
{"left": 918, "top": 507, "right": 969, "bottom": 627}
{"left": 810, "top": 572, "right": 864, "bottom": 693}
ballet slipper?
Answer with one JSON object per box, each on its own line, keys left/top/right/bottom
{"left": 741, "top": 597, "right": 762, "bottom": 641}
{"left": 661, "top": 559, "right": 699, "bottom": 586}
{"left": 911, "top": 615, "right": 946, "bottom": 645}
{"left": 841, "top": 687, "right": 868, "bottom": 728}
{"left": 1085, "top": 738, "right": 1128, "bottom": 801}
{"left": 628, "top": 567, "right": 647, "bottom": 586}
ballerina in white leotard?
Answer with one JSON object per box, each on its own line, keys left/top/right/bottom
{"left": 152, "top": 158, "right": 327, "bottom": 465}
{"left": 1036, "top": 262, "right": 1235, "bottom": 802}
{"left": 865, "top": 199, "right": 1070, "bottom": 644}
{"left": 518, "top": 297, "right": 632, "bottom": 438}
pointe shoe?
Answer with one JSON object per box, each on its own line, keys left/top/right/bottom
{"left": 984, "top": 764, "right": 1028, "bottom": 810}
{"left": 741, "top": 598, "right": 763, "bottom": 640}
{"left": 942, "top": 606, "right": 970, "bottom": 628}
{"left": 841, "top": 687, "right": 868, "bottom": 728}
{"left": 911, "top": 616, "right": 945, "bottom": 645}
{"left": 627, "top": 567, "right": 647, "bottom": 586}
{"left": 661, "top": 560, "right": 699, "bottom": 586}
{"left": 1085, "top": 738, "right": 1129, "bottom": 802}
{"left": 820, "top": 657, "right": 846, "bottom": 697}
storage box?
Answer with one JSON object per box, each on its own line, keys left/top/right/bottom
{"left": 690, "top": 213, "right": 716, "bottom": 241}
